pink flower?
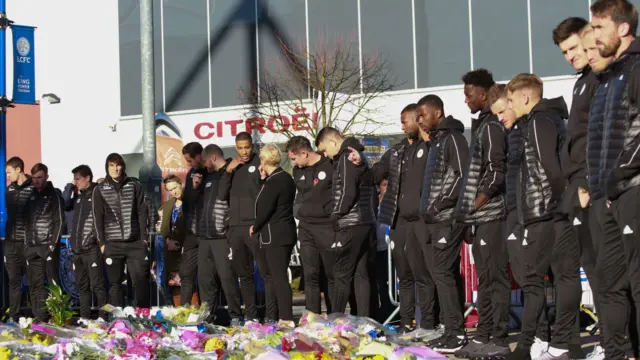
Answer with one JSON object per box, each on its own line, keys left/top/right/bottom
{"left": 313, "top": 178, "right": 319, "bottom": 186}
{"left": 134, "top": 308, "right": 151, "bottom": 318}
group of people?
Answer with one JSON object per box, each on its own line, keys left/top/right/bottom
{"left": 3, "top": 0, "right": 640, "bottom": 359}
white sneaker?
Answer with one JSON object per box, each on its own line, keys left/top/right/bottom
{"left": 585, "top": 345, "right": 604, "bottom": 360}
{"left": 531, "top": 337, "right": 550, "bottom": 359}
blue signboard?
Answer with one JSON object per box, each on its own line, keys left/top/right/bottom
{"left": 361, "top": 137, "right": 389, "bottom": 164}
{"left": 12, "top": 25, "right": 36, "bottom": 105}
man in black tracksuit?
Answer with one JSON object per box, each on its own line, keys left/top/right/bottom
{"left": 316, "top": 127, "right": 376, "bottom": 316}
{"left": 505, "top": 74, "right": 568, "bottom": 360}
{"left": 218, "top": 132, "right": 262, "bottom": 321}
{"left": 4, "top": 156, "right": 33, "bottom": 321}
{"left": 286, "top": 136, "right": 335, "bottom": 315}
{"left": 541, "top": 18, "right": 605, "bottom": 360}
{"left": 24, "top": 163, "right": 64, "bottom": 322}
{"left": 488, "top": 84, "right": 552, "bottom": 358}
{"left": 350, "top": 104, "right": 435, "bottom": 331}
{"left": 93, "top": 153, "right": 150, "bottom": 308}
{"left": 69, "top": 165, "right": 107, "bottom": 320}
{"left": 180, "top": 142, "right": 206, "bottom": 306}
{"left": 197, "top": 144, "right": 243, "bottom": 324}
{"left": 455, "top": 69, "right": 511, "bottom": 359}
{"left": 416, "top": 95, "right": 469, "bottom": 354}
{"left": 590, "top": 4, "right": 640, "bottom": 357}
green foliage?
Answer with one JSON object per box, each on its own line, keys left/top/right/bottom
{"left": 44, "top": 284, "right": 76, "bottom": 327}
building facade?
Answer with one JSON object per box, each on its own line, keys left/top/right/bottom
{"left": 5, "top": 0, "right": 634, "bottom": 186}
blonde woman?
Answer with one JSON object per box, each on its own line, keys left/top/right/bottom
{"left": 249, "top": 144, "right": 297, "bottom": 326}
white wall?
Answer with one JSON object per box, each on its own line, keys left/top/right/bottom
{"left": 5, "top": 1, "right": 579, "bottom": 187}
{"left": 6, "top": 0, "right": 122, "bottom": 187}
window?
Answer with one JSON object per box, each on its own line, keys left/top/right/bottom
{"left": 415, "top": 0, "right": 471, "bottom": 88}
{"left": 308, "top": 0, "right": 360, "bottom": 94}
{"left": 531, "top": 0, "right": 589, "bottom": 77}
{"left": 258, "top": 0, "right": 308, "bottom": 101}
{"left": 209, "top": 0, "right": 257, "bottom": 108}
{"left": 118, "top": 0, "right": 163, "bottom": 116}
{"left": 472, "top": 0, "right": 529, "bottom": 81}
{"left": 360, "top": 0, "right": 414, "bottom": 91}
{"left": 163, "top": 0, "right": 210, "bottom": 112}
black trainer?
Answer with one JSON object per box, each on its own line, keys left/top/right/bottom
{"left": 433, "top": 334, "right": 469, "bottom": 354}
{"left": 456, "top": 340, "right": 489, "bottom": 358}
{"left": 506, "top": 346, "right": 532, "bottom": 360}
{"left": 470, "top": 342, "right": 511, "bottom": 360}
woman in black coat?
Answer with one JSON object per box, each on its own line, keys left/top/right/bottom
{"left": 250, "top": 144, "right": 297, "bottom": 326}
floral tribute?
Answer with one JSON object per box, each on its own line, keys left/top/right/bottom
{"left": 0, "top": 308, "right": 448, "bottom": 359}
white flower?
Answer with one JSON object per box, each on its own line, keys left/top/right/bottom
{"left": 123, "top": 307, "right": 136, "bottom": 318}
{"left": 64, "top": 342, "right": 79, "bottom": 355}
{"left": 18, "top": 317, "right": 32, "bottom": 329}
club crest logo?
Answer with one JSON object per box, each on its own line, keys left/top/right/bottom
{"left": 16, "top": 37, "right": 30, "bottom": 57}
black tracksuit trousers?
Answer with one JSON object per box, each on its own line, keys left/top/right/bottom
{"left": 298, "top": 223, "right": 335, "bottom": 314}
{"left": 548, "top": 216, "right": 581, "bottom": 350}
{"left": 227, "top": 225, "right": 259, "bottom": 320}
{"left": 104, "top": 241, "right": 150, "bottom": 308}
{"left": 25, "top": 245, "right": 59, "bottom": 321}
{"left": 422, "top": 222, "right": 464, "bottom": 336}
{"left": 3, "top": 240, "right": 25, "bottom": 319}
{"left": 197, "top": 239, "right": 243, "bottom": 319}
{"left": 73, "top": 246, "right": 107, "bottom": 319}
{"left": 331, "top": 225, "right": 373, "bottom": 316}
{"left": 179, "top": 235, "right": 199, "bottom": 306}
{"left": 472, "top": 220, "right": 510, "bottom": 345}
{"left": 255, "top": 244, "right": 294, "bottom": 321}
{"left": 505, "top": 212, "right": 550, "bottom": 342}
{"left": 517, "top": 220, "right": 555, "bottom": 350}
{"left": 390, "top": 218, "right": 437, "bottom": 328}
{"left": 589, "top": 196, "right": 633, "bottom": 360}
{"left": 609, "top": 186, "right": 640, "bottom": 359}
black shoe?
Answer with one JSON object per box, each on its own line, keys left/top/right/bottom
{"left": 568, "top": 344, "right": 585, "bottom": 360}
{"left": 470, "top": 342, "right": 511, "bottom": 360}
{"left": 426, "top": 333, "right": 448, "bottom": 348}
{"left": 433, "top": 334, "right": 469, "bottom": 354}
{"left": 455, "top": 340, "right": 489, "bottom": 358}
{"left": 506, "top": 347, "right": 532, "bottom": 360}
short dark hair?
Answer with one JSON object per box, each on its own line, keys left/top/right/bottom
{"left": 236, "top": 132, "right": 253, "bottom": 143}
{"left": 285, "top": 136, "right": 313, "bottom": 154}
{"left": 417, "top": 94, "right": 445, "bottom": 114}
{"left": 163, "top": 174, "right": 182, "bottom": 185}
{"left": 553, "top": 17, "right": 590, "bottom": 45}
{"left": 461, "top": 69, "right": 495, "bottom": 91}
{"left": 315, "top": 127, "right": 342, "bottom": 147}
{"left": 182, "top": 142, "right": 203, "bottom": 158}
{"left": 591, "top": 0, "right": 638, "bottom": 36}
{"left": 72, "top": 165, "right": 93, "bottom": 182}
{"left": 31, "top": 163, "right": 48, "bottom": 175}
{"left": 202, "top": 144, "right": 224, "bottom": 159}
{"left": 5, "top": 156, "right": 24, "bottom": 172}
{"left": 401, "top": 103, "right": 419, "bottom": 114}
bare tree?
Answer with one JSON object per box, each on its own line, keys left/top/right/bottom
{"left": 242, "top": 32, "right": 397, "bottom": 141}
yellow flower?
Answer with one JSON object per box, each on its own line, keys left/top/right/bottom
{"left": 319, "top": 353, "right": 334, "bottom": 360}
{"left": 204, "top": 338, "right": 226, "bottom": 352}
{"left": 0, "top": 346, "right": 12, "bottom": 360}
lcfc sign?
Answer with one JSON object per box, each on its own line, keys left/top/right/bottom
{"left": 12, "top": 25, "right": 36, "bottom": 105}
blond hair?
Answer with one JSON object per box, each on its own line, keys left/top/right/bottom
{"left": 259, "top": 144, "right": 282, "bottom": 167}
{"left": 581, "top": 23, "right": 594, "bottom": 37}
{"left": 507, "top": 73, "right": 543, "bottom": 98}
{"left": 487, "top": 84, "right": 508, "bottom": 106}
